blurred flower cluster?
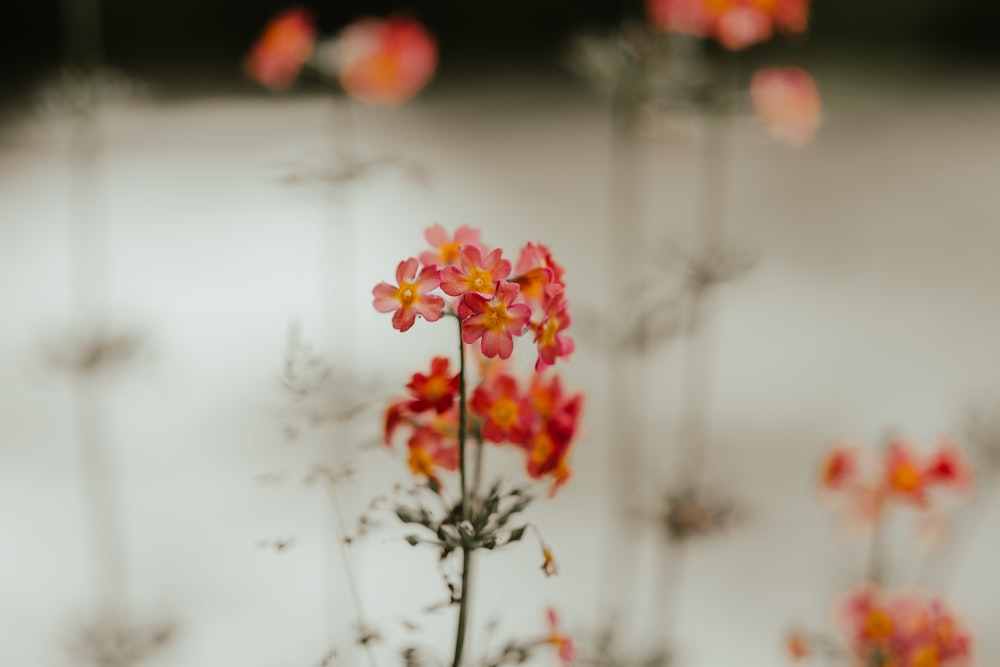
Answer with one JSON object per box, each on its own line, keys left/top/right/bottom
{"left": 786, "top": 436, "right": 978, "bottom": 665}
{"left": 245, "top": 7, "right": 437, "bottom": 105}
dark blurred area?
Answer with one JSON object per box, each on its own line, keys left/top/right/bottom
{"left": 3, "top": 0, "right": 1000, "bottom": 103}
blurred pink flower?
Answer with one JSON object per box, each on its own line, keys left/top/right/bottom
{"left": 336, "top": 16, "right": 437, "bottom": 106}
{"left": 645, "top": 0, "right": 809, "bottom": 50}
{"left": 835, "top": 585, "right": 973, "bottom": 666}
{"left": 751, "top": 66, "right": 821, "bottom": 147}
{"left": 244, "top": 7, "right": 316, "bottom": 90}
{"left": 546, "top": 609, "right": 578, "bottom": 665}
{"left": 419, "top": 224, "right": 483, "bottom": 268}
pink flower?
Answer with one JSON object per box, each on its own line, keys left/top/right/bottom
{"left": 834, "top": 585, "right": 974, "bottom": 666}
{"left": 336, "top": 16, "right": 437, "bottom": 106}
{"left": 244, "top": 7, "right": 317, "bottom": 90}
{"left": 751, "top": 67, "right": 822, "bottom": 147}
{"left": 820, "top": 443, "right": 858, "bottom": 491}
{"left": 533, "top": 287, "right": 575, "bottom": 371}
{"left": 441, "top": 245, "right": 512, "bottom": 297}
{"left": 470, "top": 372, "right": 535, "bottom": 445}
{"left": 419, "top": 224, "right": 482, "bottom": 268}
{"left": 372, "top": 258, "right": 445, "bottom": 332}
{"left": 716, "top": 6, "right": 773, "bottom": 50}
{"left": 405, "top": 356, "right": 459, "bottom": 414}
{"left": 923, "top": 437, "right": 975, "bottom": 497}
{"left": 459, "top": 281, "right": 531, "bottom": 359}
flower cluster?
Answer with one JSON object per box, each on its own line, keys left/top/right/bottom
{"left": 820, "top": 437, "right": 975, "bottom": 525}
{"left": 374, "top": 225, "right": 575, "bottom": 369}
{"left": 834, "top": 585, "right": 973, "bottom": 667}
{"left": 246, "top": 9, "right": 437, "bottom": 105}
{"left": 384, "top": 356, "right": 583, "bottom": 497}
{"left": 645, "top": 0, "right": 809, "bottom": 50}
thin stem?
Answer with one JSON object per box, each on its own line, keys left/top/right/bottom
{"left": 867, "top": 503, "right": 885, "bottom": 586}
{"left": 452, "top": 314, "right": 471, "bottom": 667}
{"left": 324, "top": 480, "right": 378, "bottom": 667}
{"left": 472, "top": 435, "right": 486, "bottom": 509}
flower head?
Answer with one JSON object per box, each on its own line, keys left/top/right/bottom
{"left": 821, "top": 443, "right": 858, "bottom": 491}
{"left": 244, "top": 7, "right": 316, "bottom": 90}
{"left": 533, "top": 286, "right": 575, "bottom": 371}
{"left": 470, "top": 372, "right": 534, "bottom": 445}
{"left": 751, "top": 66, "right": 822, "bottom": 147}
{"left": 441, "top": 246, "right": 512, "bottom": 297}
{"left": 460, "top": 281, "right": 532, "bottom": 359}
{"left": 405, "top": 356, "right": 459, "bottom": 414}
{"left": 336, "top": 16, "right": 437, "bottom": 106}
{"left": 372, "top": 258, "right": 445, "bottom": 332}
{"left": 923, "top": 438, "right": 975, "bottom": 497}
{"left": 420, "top": 224, "right": 483, "bottom": 268}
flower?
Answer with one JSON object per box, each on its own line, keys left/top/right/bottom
{"left": 470, "top": 372, "right": 534, "bottom": 444}
{"left": 546, "top": 609, "right": 578, "bottom": 666}
{"left": 406, "top": 411, "right": 459, "bottom": 486}
{"left": 441, "top": 246, "right": 512, "bottom": 297}
{"left": 405, "top": 356, "right": 459, "bottom": 414}
{"left": 244, "top": 7, "right": 316, "bottom": 90}
{"left": 459, "top": 281, "right": 532, "bottom": 359}
{"left": 525, "top": 392, "right": 583, "bottom": 497}
{"left": 835, "top": 585, "right": 973, "bottom": 667}
{"left": 419, "top": 224, "right": 482, "bottom": 268}
{"left": 372, "top": 258, "right": 445, "bottom": 332}
{"left": 751, "top": 67, "right": 822, "bottom": 147}
{"left": 335, "top": 16, "right": 437, "bottom": 106}
{"left": 785, "top": 630, "right": 809, "bottom": 661}
{"left": 645, "top": 0, "right": 809, "bottom": 50}
{"left": 533, "top": 287, "right": 575, "bottom": 371}
{"left": 541, "top": 545, "right": 558, "bottom": 577}
{"left": 884, "top": 439, "right": 929, "bottom": 506}
{"left": 820, "top": 444, "right": 858, "bottom": 491}
{"left": 923, "top": 438, "right": 975, "bottom": 497}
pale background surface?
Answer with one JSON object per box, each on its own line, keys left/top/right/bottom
{"left": 2, "top": 65, "right": 1000, "bottom": 665}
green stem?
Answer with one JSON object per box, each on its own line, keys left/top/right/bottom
{"left": 452, "top": 314, "right": 471, "bottom": 667}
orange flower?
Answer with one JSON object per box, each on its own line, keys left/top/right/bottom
{"left": 244, "top": 7, "right": 316, "bottom": 90}
{"left": 751, "top": 66, "right": 821, "bottom": 147}
{"left": 645, "top": 0, "right": 809, "bottom": 50}
{"left": 785, "top": 630, "right": 809, "bottom": 661}
{"left": 821, "top": 443, "right": 858, "bottom": 491}
{"left": 336, "top": 16, "right": 437, "bottom": 106}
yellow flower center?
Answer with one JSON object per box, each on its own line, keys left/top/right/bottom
{"left": 490, "top": 398, "right": 518, "bottom": 427}
{"left": 408, "top": 447, "right": 434, "bottom": 477}
{"left": 532, "top": 432, "right": 554, "bottom": 465}
{"left": 864, "top": 609, "right": 893, "bottom": 640}
{"left": 482, "top": 303, "right": 510, "bottom": 332}
{"left": 396, "top": 281, "right": 418, "bottom": 308}
{"left": 911, "top": 645, "right": 940, "bottom": 667}
{"left": 466, "top": 267, "right": 493, "bottom": 294}
{"left": 538, "top": 316, "right": 560, "bottom": 346}
{"left": 439, "top": 241, "right": 461, "bottom": 264}
{"left": 891, "top": 463, "right": 921, "bottom": 493}
{"left": 424, "top": 377, "right": 448, "bottom": 402}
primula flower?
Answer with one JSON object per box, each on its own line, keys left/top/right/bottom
{"left": 541, "top": 545, "right": 558, "bottom": 577}
{"left": 512, "top": 242, "right": 566, "bottom": 307}
{"left": 645, "top": 0, "right": 809, "bottom": 50}
{"left": 546, "top": 609, "right": 578, "bottom": 666}
{"left": 441, "top": 246, "right": 512, "bottom": 297}
{"left": 835, "top": 585, "right": 973, "bottom": 667}
{"left": 820, "top": 444, "right": 858, "bottom": 491}
{"left": 460, "top": 281, "right": 532, "bottom": 359}
{"left": 751, "top": 67, "right": 822, "bottom": 148}
{"left": 419, "top": 224, "right": 482, "bottom": 268}
{"left": 923, "top": 438, "right": 974, "bottom": 497}
{"left": 533, "top": 287, "right": 575, "bottom": 371}
{"left": 470, "top": 373, "right": 534, "bottom": 444}
{"left": 526, "top": 400, "right": 581, "bottom": 498}
{"left": 405, "top": 356, "right": 459, "bottom": 414}
{"left": 372, "top": 258, "right": 445, "bottom": 332}
{"left": 335, "top": 16, "right": 437, "bottom": 106}
{"left": 785, "top": 630, "right": 809, "bottom": 662}
{"left": 244, "top": 7, "right": 316, "bottom": 90}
